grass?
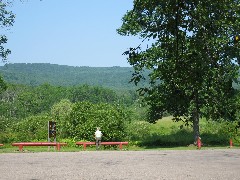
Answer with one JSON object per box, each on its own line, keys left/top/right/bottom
{"left": 127, "top": 116, "right": 240, "bottom": 147}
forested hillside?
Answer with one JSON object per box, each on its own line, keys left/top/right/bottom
{"left": 0, "top": 63, "right": 149, "bottom": 89}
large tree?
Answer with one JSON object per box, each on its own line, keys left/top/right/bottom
{"left": 0, "top": 1, "right": 15, "bottom": 61}
{"left": 118, "top": 0, "right": 240, "bottom": 142}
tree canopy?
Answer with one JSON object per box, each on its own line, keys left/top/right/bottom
{"left": 0, "top": 75, "right": 7, "bottom": 94}
{"left": 0, "top": 63, "right": 150, "bottom": 90}
{"left": 118, "top": 0, "right": 240, "bottom": 142}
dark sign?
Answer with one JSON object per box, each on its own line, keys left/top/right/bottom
{"left": 48, "top": 121, "right": 56, "bottom": 138}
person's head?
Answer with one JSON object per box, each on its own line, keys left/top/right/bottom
{"left": 96, "top": 127, "right": 100, "bottom": 131}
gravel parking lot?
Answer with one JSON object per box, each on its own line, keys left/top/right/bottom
{"left": 0, "top": 149, "right": 240, "bottom": 180}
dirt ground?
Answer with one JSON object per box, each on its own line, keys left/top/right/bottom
{"left": 0, "top": 149, "right": 240, "bottom": 180}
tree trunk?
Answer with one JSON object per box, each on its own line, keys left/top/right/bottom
{"left": 193, "top": 89, "right": 200, "bottom": 144}
{"left": 193, "top": 109, "right": 200, "bottom": 144}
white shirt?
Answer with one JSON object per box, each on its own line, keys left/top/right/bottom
{"left": 95, "top": 130, "right": 102, "bottom": 138}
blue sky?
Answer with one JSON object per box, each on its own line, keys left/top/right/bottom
{"left": 3, "top": 0, "right": 140, "bottom": 67}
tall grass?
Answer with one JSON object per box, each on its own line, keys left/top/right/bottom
{"left": 126, "top": 117, "right": 240, "bottom": 147}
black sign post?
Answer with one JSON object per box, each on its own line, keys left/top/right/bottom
{"left": 48, "top": 121, "right": 56, "bottom": 150}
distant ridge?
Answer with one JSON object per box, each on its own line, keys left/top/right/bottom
{"left": 0, "top": 63, "right": 148, "bottom": 90}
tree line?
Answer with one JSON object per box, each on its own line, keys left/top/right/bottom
{"left": 0, "top": 63, "right": 150, "bottom": 90}
{"left": 0, "top": 83, "right": 138, "bottom": 120}
{"left": 0, "top": 80, "right": 143, "bottom": 143}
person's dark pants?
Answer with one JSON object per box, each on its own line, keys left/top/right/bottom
{"left": 96, "top": 137, "right": 101, "bottom": 150}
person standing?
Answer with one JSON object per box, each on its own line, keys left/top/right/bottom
{"left": 94, "top": 127, "right": 103, "bottom": 150}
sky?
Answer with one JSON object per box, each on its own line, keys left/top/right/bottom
{"left": 2, "top": 0, "right": 141, "bottom": 67}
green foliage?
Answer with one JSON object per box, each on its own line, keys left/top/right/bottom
{"left": 0, "top": 63, "right": 149, "bottom": 90}
{"left": 233, "top": 91, "right": 240, "bottom": 122}
{"left": 0, "top": 116, "right": 11, "bottom": 132}
{"left": 0, "top": 83, "right": 134, "bottom": 120}
{"left": 140, "top": 118, "right": 193, "bottom": 146}
{"left": 127, "top": 97, "right": 148, "bottom": 121}
{"left": 69, "top": 85, "right": 118, "bottom": 104}
{"left": 0, "top": 2, "right": 15, "bottom": 61}
{"left": 126, "top": 121, "right": 150, "bottom": 142}
{"left": 51, "top": 99, "right": 73, "bottom": 138}
{"left": 58, "top": 138, "right": 76, "bottom": 147}
{"left": 126, "top": 117, "right": 240, "bottom": 147}
{"left": 10, "top": 114, "right": 51, "bottom": 142}
{"left": 201, "top": 120, "right": 240, "bottom": 145}
{"left": 1, "top": 101, "right": 131, "bottom": 143}
{"left": 67, "top": 101, "right": 131, "bottom": 141}
{"left": 0, "top": 84, "right": 28, "bottom": 119}
{"left": 0, "top": 116, "right": 14, "bottom": 143}
{"left": 0, "top": 75, "right": 7, "bottom": 94}
{"left": 16, "top": 83, "right": 64, "bottom": 116}
{"left": 142, "top": 129, "right": 193, "bottom": 147}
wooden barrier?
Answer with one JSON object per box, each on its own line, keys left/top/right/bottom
{"left": 76, "top": 141, "right": 128, "bottom": 150}
{"left": 76, "top": 142, "right": 95, "bottom": 150}
{"left": 12, "top": 142, "right": 67, "bottom": 152}
{"left": 0, "top": 144, "right": 3, "bottom": 146}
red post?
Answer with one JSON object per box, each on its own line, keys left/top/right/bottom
{"left": 230, "top": 139, "right": 233, "bottom": 148}
{"left": 119, "top": 143, "right": 122, "bottom": 150}
{"left": 83, "top": 143, "right": 86, "bottom": 150}
{"left": 19, "top": 145, "right": 23, "bottom": 152}
{"left": 197, "top": 137, "right": 201, "bottom": 150}
{"left": 57, "top": 143, "right": 60, "bottom": 151}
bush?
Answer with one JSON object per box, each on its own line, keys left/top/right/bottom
{"left": 0, "top": 116, "right": 15, "bottom": 143}
{"left": 51, "top": 99, "right": 73, "bottom": 138}
{"left": 201, "top": 120, "right": 240, "bottom": 145}
{"left": 66, "top": 101, "right": 131, "bottom": 141}
{"left": 126, "top": 121, "right": 151, "bottom": 141}
{"left": 10, "top": 114, "right": 51, "bottom": 142}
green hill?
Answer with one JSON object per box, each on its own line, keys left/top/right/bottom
{"left": 0, "top": 63, "right": 149, "bottom": 90}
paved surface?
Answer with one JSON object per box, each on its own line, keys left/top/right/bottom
{"left": 0, "top": 149, "right": 240, "bottom": 180}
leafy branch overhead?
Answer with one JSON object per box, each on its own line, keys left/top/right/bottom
{"left": 0, "top": 1, "right": 15, "bottom": 61}
{"left": 118, "top": 0, "right": 240, "bottom": 142}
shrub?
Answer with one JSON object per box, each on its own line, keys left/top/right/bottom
{"left": 66, "top": 101, "right": 131, "bottom": 141}
{"left": 201, "top": 120, "right": 240, "bottom": 145}
{"left": 126, "top": 121, "right": 151, "bottom": 141}
{"left": 51, "top": 99, "right": 73, "bottom": 138}
{"left": 10, "top": 114, "right": 51, "bottom": 142}
{"left": 0, "top": 116, "right": 15, "bottom": 143}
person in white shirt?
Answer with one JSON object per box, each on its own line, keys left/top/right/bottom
{"left": 94, "top": 127, "right": 103, "bottom": 150}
